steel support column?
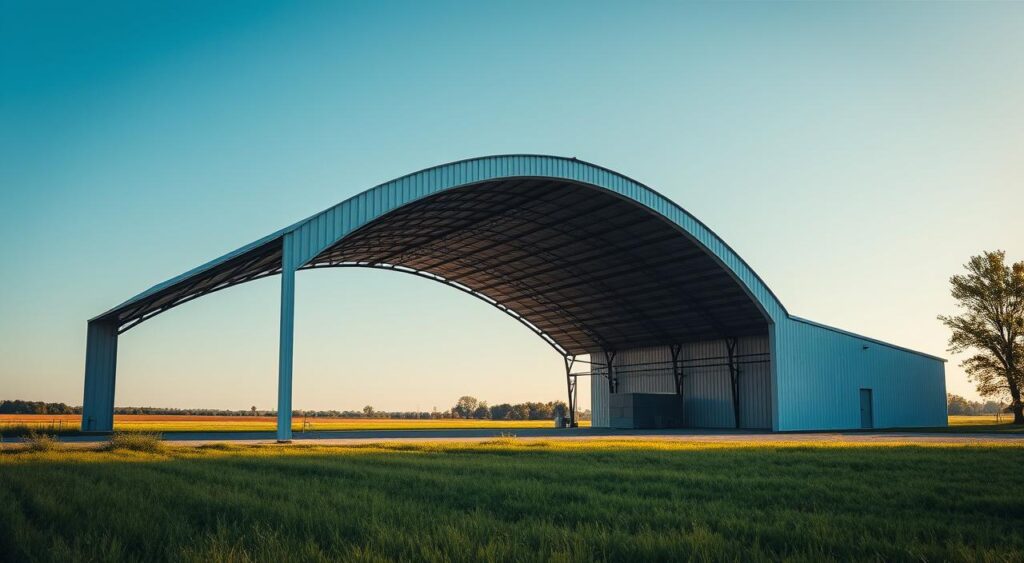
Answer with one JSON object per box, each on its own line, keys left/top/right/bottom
{"left": 277, "top": 234, "right": 297, "bottom": 442}
{"left": 670, "top": 344, "right": 684, "bottom": 396}
{"left": 81, "top": 319, "right": 119, "bottom": 433}
{"left": 564, "top": 355, "right": 578, "bottom": 427}
{"left": 604, "top": 350, "right": 618, "bottom": 394}
{"left": 726, "top": 338, "right": 740, "bottom": 429}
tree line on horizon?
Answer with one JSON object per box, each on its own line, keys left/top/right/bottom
{"left": 0, "top": 400, "right": 78, "bottom": 415}
{"left": 946, "top": 394, "right": 1008, "bottom": 416}
{"left": 0, "top": 397, "right": 593, "bottom": 421}
{"left": 445, "top": 396, "right": 587, "bottom": 420}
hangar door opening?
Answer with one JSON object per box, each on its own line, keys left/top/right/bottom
{"left": 589, "top": 335, "right": 773, "bottom": 430}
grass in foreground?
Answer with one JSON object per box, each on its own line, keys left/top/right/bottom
{"left": 1, "top": 440, "right": 1022, "bottom": 562}
{"left": 20, "top": 431, "right": 62, "bottom": 452}
{"left": 107, "top": 431, "right": 165, "bottom": 453}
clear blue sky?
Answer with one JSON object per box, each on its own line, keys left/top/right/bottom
{"left": 1, "top": 1, "right": 1021, "bottom": 411}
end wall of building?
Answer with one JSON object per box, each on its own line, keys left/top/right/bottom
{"left": 773, "top": 318, "right": 947, "bottom": 431}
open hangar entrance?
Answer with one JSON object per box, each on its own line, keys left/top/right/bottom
{"left": 82, "top": 155, "right": 946, "bottom": 440}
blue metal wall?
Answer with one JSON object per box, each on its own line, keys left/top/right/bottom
{"left": 773, "top": 317, "right": 946, "bottom": 431}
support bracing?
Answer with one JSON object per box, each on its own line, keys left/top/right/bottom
{"left": 564, "top": 355, "right": 578, "bottom": 427}
{"left": 277, "top": 234, "right": 296, "bottom": 442}
{"left": 726, "top": 337, "right": 741, "bottom": 429}
{"left": 81, "top": 319, "right": 119, "bottom": 433}
{"left": 604, "top": 350, "right": 618, "bottom": 394}
{"left": 670, "top": 344, "right": 684, "bottom": 396}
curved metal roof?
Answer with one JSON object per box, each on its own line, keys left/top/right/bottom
{"left": 93, "top": 155, "right": 787, "bottom": 355}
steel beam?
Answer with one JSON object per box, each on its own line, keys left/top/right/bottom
{"left": 277, "top": 233, "right": 297, "bottom": 442}
{"left": 726, "top": 338, "right": 741, "bottom": 429}
{"left": 670, "top": 344, "right": 684, "bottom": 396}
{"left": 81, "top": 319, "right": 118, "bottom": 432}
{"left": 604, "top": 350, "right": 618, "bottom": 394}
{"left": 564, "top": 355, "right": 578, "bottom": 427}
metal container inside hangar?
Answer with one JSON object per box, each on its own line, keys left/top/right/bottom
{"left": 80, "top": 155, "right": 947, "bottom": 440}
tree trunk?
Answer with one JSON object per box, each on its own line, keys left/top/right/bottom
{"left": 1010, "top": 345, "right": 1022, "bottom": 424}
{"left": 1010, "top": 381, "right": 1024, "bottom": 425}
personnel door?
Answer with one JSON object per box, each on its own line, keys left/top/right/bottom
{"left": 859, "top": 388, "right": 873, "bottom": 429}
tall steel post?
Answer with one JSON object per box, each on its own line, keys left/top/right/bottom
{"left": 81, "top": 319, "right": 119, "bottom": 432}
{"left": 564, "top": 355, "right": 577, "bottom": 427}
{"left": 726, "top": 338, "right": 741, "bottom": 429}
{"left": 670, "top": 344, "right": 683, "bottom": 396}
{"left": 604, "top": 350, "right": 617, "bottom": 394}
{"left": 277, "top": 234, "right": 296, "bottom": 442}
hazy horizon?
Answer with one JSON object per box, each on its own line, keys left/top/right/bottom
{"left": 2, "top": 2, "right": 1022, "bottom": 412}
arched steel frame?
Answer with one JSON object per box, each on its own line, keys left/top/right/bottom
{"left": 82, "top": 155, "right": 789, "bottom": 440}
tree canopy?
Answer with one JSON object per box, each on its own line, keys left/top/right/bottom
{"left": 939, "top": 250, "right": 1024, "bottom": 424}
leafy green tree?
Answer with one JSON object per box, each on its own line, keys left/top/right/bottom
{"left": 525, "top": 402, "right": 550, "bottom": 420}
{"left": 509, "top": 404, "right": 530, "bottom": 420}
{"left": 947, "top": 393, "right": 970, "bottom": 415}
{"left": 472, "top": 403, "right": 491, "bottom": 419}
{"left": 452, "top": 396, "right": 479, "bottom": 419}
{"left": 489, "top": 403, "right": 513, "bottom": 420}
{"left": 982, "top": 400, "right": 1005, "bottom": 414}
{"left": 939, "top": 251, "right": 1024, "bottom": 424}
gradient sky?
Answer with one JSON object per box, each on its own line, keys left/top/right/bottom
{"left": 2, "top": 1, "right": 1022, "bottom": 412}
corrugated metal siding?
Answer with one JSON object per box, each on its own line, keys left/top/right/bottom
{"left": 737, "top": 336, "right": 773, "bottom": 429}
{"left": 680, "top": 336, "right": 772, "bottom": 429}
{"left": 589, "top": 336, "right": 772, "bottom": 429}
{"left": 679, "top": 339, "right": 734, "bottom": 428}
{"left": 773, "top": 318, "right": 946, "bottom": 431}
{"left": 616, "top": 347, "right": 675, "bottom": 394}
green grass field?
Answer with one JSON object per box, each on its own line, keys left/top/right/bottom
{"left": 2, "top": 440, "right": 1022, "bottom": 561}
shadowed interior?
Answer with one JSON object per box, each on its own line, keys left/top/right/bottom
{"left": 306, "top": 179, "right": 769, "bottom": 354}
{"left": 97, "top": 178, "right": 769, "bottom": 354}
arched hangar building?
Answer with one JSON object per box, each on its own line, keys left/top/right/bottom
{"left": 82, "top": 156, "right": 946, "bottom": 439}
